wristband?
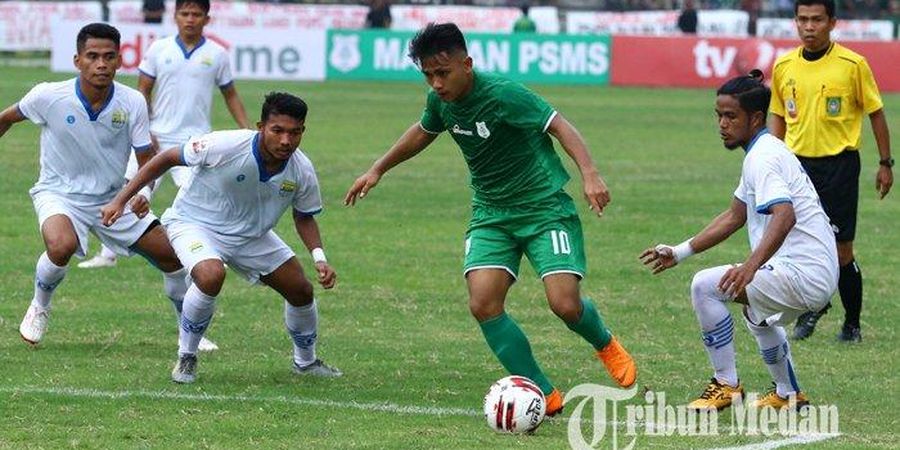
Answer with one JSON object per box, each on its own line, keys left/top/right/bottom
{"left": 672, "top": 240, "right": 695, "bottom": 263}
{"left": 311, "top": 247, "right": 327, "bottom": 263}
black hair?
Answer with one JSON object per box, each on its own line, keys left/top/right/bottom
{"left": 176, "top": 0, "right": 210, "bottom": 14}
{"left": 261, "top": 92, "right": 308, "bottom": 123}
{"left": 76, "top": 23, "right": 120, "bottom": 54}
{"left": 521, "top": 4, "right": 530, "bottom": 14}
{"left": 717, "top": 69, "right": 771, "bottom": 119}
{"left": 408, "top": 23, "right": 468, "bottom": 67}
{"left": 795, "top": 0, "right": 835, "bottom": 18}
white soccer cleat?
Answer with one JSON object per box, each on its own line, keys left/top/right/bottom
{"left": 20, "top": 304, "right": 50, "bottom": 345}
{"left": 197, "top": 336, "right": 219, "bottom": 352}
{"left": 292, "top": 359, "right": 343, "bottom": 377}
{"left": 77, "top": 254, "right": 117, "bottom": 269}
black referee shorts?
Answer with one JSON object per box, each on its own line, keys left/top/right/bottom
{"left": 797, "top": 150, "right": 860, "bottom": 242}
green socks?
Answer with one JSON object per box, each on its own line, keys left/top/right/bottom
{"left": 565, "top": 298, "right": 612, "bottom": 350}
{"left": 479, "top": 312, "right": 554, "bottom": 395}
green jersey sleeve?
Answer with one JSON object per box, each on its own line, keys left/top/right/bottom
{"left": 498, "top": 82, "right": 555, "bottom": 132}
{"left": 419, "top": 91, "right": 444, "bottom": 134}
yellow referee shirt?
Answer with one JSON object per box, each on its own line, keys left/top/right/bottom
{"left": 770, "top": 43, "right": 884, "bottom": 158}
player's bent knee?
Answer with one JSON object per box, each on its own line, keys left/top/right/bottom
{"left": 45, "top": 237, "right": 78, "bottom": 265}
{"left": 191, "top": 260, "right": 226, "bottom": 296}
{"left": 469, "top": 297, "right": 504, "bottom": 322}
{"left": 691, "top": 268, "right": 721, "bottom": 303}
{"left": 548, "top": 297, "right": 581, "bottom": 323}
{"left": 284, "top": 278, "right": 314, "bottom": 307}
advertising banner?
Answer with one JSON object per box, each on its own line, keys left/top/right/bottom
{"left": 567, "top": 9, "right": 749, "bottom": 37}
{"left": 326, "top": 29, "right": 609, "bottom": 85}
{"left": 0, "top": 1, "right": 102, "bottom": 51}
{"left": 757, "top": 18, "right": 895, "bottom": 41}
{"left": 51, "top": 21, "right": 327, "bottom": 81}
{"left": 610, "top": 35, "right": 900, "bottom": 92}
{"left": 390, "top": 5, "right": 560, "bottom": 34}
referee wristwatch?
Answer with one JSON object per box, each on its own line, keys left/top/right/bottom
{"left": 880, "top": 157, "right": 895, "bottom": 168}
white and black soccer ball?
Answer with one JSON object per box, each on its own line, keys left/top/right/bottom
{"left": 483, "top": 375, "right": 546, "bottom": 433}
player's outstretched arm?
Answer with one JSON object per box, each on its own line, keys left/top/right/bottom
{"left": 869, "top": 109, "right": 893, "bottom": 199}
{"left": 546, "top": 113, "right": 609, "bottom": 217}
{"left": 344, "top": 122, "right": 437, "bottom": 206}
{"left": 101, "top": 148, "right": 183, "bottom": 226}
{"left": 137, "top": 74, "right": 156, "bottom": 117}
{"left": 221, "top": 85, "right": 251, "bottom": 129}
{"left": 293, "top": 211, "right": 336, "bottom": 289}
{"left": 640, "top": 197, "right": 747, "bottom": 275}
{"left": 0, "top": 104, "right": 27, "bottom": 139}
{"left": 718, "top": 202, "right": 794, "bottom": 298}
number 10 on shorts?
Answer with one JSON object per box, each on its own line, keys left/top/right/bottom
{"left": 550, "top": 230, "right": 570, "bottom": 255}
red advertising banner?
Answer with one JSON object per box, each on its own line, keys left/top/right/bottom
{"left": 611, "top": 35, "right": 900, "bottom": 92}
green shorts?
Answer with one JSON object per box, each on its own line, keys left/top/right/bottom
{"left": 464, "top": 191, "right": 586, "bottom": 280}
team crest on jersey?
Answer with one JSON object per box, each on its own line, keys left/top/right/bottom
{"left": 201, "top": 56, "right": 214, "bottom": 67}
{"left": 826, "top": 97, "right": 842, "bottom": 116}
{"left": 111, "top": 110, "right": 128, "bottom": 129}
{"left": 476, "top": 121, "right": 490, "bottom": 139}
{"left": 189, "top": 242, "right": 204, "bottom": 253}
{"left": 279, "top": 180, "right": 296, "bottom": 196}
{"left": 786, "top": 98, "right": 798, "bottom": 119}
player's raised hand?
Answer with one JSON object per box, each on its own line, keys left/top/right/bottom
{"left": 640, "top": 244, "right": 678, "bottom": 274}
{"left": 344, "top": 170, "right": 381, "bottom": 206}
{"left": 100, "top": 200, "right": 127, "bottom": 227}
{"left": 583, "top": 173, "right": 610, "bottom": 217}
{"left": 718, "top": 264, "right": 754, "bottom": 299}
{"left": 129, "top": 194, "right": 150, "bottom": 219}
{"left": 315, "top": 261, "right": 336, "bottom": 289}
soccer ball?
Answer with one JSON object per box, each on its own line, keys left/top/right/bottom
{"left": 482, "top": 375, "right": 546, "bottom": 433}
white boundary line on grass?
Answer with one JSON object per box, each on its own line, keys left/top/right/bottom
{"left": 2, "top": 386, "right": 841, "bottom": 449}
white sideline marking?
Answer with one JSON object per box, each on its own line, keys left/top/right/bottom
{"left": 707, "top": 433, "right": 841, "bottom": 450}
{"left": 2, "top": 386, "right": 842, "bottom": 449}
{"left": 0, "top": 386, "right": 479, "bottom": 417}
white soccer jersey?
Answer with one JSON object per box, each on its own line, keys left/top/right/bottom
{"left": 17, "top": 78, "right": 152, "bottom": 198}
{"left": 138, "top": 35, "right": 233, "bottom": 143}
{"left": 734, "top": 130, "right": 839, "bottom": 301}
{"left": 163, "top": 130, "right": 322, "bottom": 244}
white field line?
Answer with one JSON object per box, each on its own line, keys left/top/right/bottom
{"left": 2, "top": 386, "right": 842, "bottom": 448}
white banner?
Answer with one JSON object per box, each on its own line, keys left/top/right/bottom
{"left": 108, "top": 1, "right": 368, "bottom": 29}
{"left": 0, "top": 1, "right": 102, "bottom": 51}
{"left": 566, "top": 9, "right": 749, "bottom": 37}
{"left": 757, "top": 18, "right": 895, "bottom": 41}
{"left": 51, "top": 21, "right": 327, "bottom": 81}
{"left": 390, "top": 5, "right": 560, "bottom": 34}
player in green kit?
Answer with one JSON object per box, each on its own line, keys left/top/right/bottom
{"left": 344, "top": 22, "right": 636, "bottom": 416}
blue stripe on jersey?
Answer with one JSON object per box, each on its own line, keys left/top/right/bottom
{"left": 744, "top": 127, "right": 769, "bottom": 153}
{"left": 15, "top": 103, "right": 27, "bottom": 120}
{"left": 252, "top": 132, "right": 288, "bottom": 182}
{"left": 133, "top": 144, "right": 152, "bottom": 153}
{"left": 137, "top": 68, "right": 156, "bottom": 80}
{"left": 74, "top": 78, "right": 115, "bottom": 122}
{"left": 755, "top": 198, "right": 792, "bottom": 215}
{"left": 179, "top": 143, "right": 188, "bottom": 166}
{"left": 219, "top": 80, "right": 234, "bottom": 90}
{"left": 175, "top": 35, "right": 207, "bottom": 60}
{"left": 293, "top": 208, "right": 322, "bottom": 218}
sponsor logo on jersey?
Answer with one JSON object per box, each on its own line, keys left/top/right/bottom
{"left": 236, "top": 174, "right": 246, "bottom": 182}
{"left": 66, "top": 115, "right": 75, "bottom": 124}
{"left": 476, "top": 121, "right": 490, "bottom": 139}
{"left": 191, "top": 138, "right": 210, "bottom": 154}
{"left": 201, "top": 56, "right": 214, "bottom": 67}
{"left": 111, "top": 110, "right": 128, "bottom": 129}
{"left": 189, "top": 242, "right": 204, "bottom": 253}
{"left": 279, "top": 180, "right": 296, "bottom": 196}
{"left": 451, "top": 124, "right": 473, "bottom": 136}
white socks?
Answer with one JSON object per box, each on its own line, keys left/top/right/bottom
{"left": 745, "top": 317, "right": 798, "bottom": 398}
{"left": 99, "top": 245, "right": 117, "bottom": 260}
{"left": 32, "top": 252, "right": 68, "bottom": 309}
{"left": 691, "top": 266, "right": 738, "bottom": 387}
{"left": 163, "top": 268, "right": 189, "bottom": 316}
{"left": 179, "top": 284, "right": 216, "bottom": 355}
{"left": 285, "top": 300, "right": 318, "bottom": 367}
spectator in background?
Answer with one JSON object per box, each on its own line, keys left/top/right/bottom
{"left": 365, "top": 0, "right": 392, "bottom": 29}
{"left": 678, "top": 0, "right": 699, "bottom": 33}
{"left": 890, "top": 0, "right": 900, "bottom": 37}
{"left": 143, "top": 0, "right": 165, "bottom": 24}
{"left": 513, "top": 4, "right": 538, "bottom": 33}
{"left": 741, "top": 0, "right": 761, "bottom": 35}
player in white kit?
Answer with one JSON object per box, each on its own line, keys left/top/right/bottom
{"left": 640, "top": 71, "right": 838, "bottom": 411}
{"left": 79, "top": 0, "right": 249, "bottom": 272}
{"left": 102, "top": 92, "right": 340, "bottom": 383}
{"left": 0, "top": 23, "right": 191, "bottom": 346}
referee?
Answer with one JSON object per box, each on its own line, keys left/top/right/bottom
{"left": 769, "top": 0, "right": 893, "bottom": 343}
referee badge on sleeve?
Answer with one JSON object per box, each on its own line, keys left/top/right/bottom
{"left": 826, "top": 97, "right": 842, "bottom": 116}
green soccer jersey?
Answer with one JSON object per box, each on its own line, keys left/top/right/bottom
{"left": 419, "top": 72, "right": 569, "bottom": 206}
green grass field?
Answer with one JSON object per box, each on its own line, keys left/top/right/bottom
{"left": 0, "top": 65, "right": 897, "bottom": 449}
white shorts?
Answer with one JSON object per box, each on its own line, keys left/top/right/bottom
{"left": 31, "top": 190, "right": 158, "bottom": 258}
{"left": 704, "top": 261, "right": 831, "bottom": 327}
{"left": 126, "top": 139, "right": 192, "bottom": 187}
{"left": 163, "top": 218, "right": 295, "bottom": 283}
